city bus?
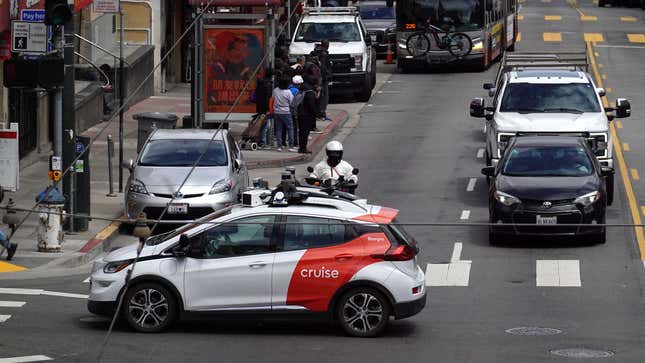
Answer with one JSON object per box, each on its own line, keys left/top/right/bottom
{"left": 387, "top": 0, "right": 518, "bottom": 71}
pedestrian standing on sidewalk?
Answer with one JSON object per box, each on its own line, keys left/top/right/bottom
{"left": 272, "top": 76, "right": 297, "bottom": 152}
{"left": 0, "top": 229, "right": 17, "bottom": 261}
{"left": 256, "top": 68, "right": 275, "bottom": 149}
{"left": 297, "top": 75, "right": 321, "bottom": 154}
{"left": 310, "top": 39, "right": 332, "bottom": 121}
{"left": 290, "top": 75, "right": 304, "bottom": 147}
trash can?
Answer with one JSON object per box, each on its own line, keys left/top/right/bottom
{"left": 134, "top": 112, "right": 178, "bottom": 153}
{"left": 182, "top": 115, "right": 194, "bottom": 129}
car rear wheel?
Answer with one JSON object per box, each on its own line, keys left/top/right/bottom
{"left": 123, "top": 282, "right": 177, "bottom": 333}
{"left": 337, "top": 287, "right": 390, "bottom": 337}
{"left": 596, "top": 229, "right": 607, "bottom": 244}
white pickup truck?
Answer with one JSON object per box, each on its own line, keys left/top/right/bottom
{"left": 470, "top": 51, "right": 631, "bottom": 205}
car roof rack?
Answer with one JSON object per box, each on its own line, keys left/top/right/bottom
{"left": 493, "top": 47, "right": 589, "bottom": 85}
{"left": 302, "top": 6, "right": 359, "bottom": 16}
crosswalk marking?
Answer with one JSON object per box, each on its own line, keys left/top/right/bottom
{"left": 0, "top": 356, "right": 53, "bottom": 363}
{"left": 544, "top": 15, "right": 562, "bottom": 21}
{"left": 0, "top": 315, "right": 11, "bottom": 323}
{"left": 536, "top": 260, "right": 581, "bottom": 287}
{"left": 83, "top": 277, "right": 90, "bottom": 283}
{"left": 543, "top": 32, "right": 562, "bottom": 42}
{"left": 584, "top": 33, "right": 604, "bottom": 42}
{"left": 0, "top": 301, "right": 25, "bottom": 308}
{"left": 477, "top": 148, "right": 485, "bottom": 158}
{"left": 621, "top": 16, "right": 637, "bottom": 22}
{"left": 627, "top": 34, "right": 645, "bottom": 43}
{"left": 0, "top": 288, "right": 88, "bottom": 299}
{"left": 426, "top": 243, "right": 472, "bottom": 287}
{"left": 580, "top": 15, "right": 597, "bottom": 21}
{"left": 460, "top": 210, "right": 471, "bottom": 220}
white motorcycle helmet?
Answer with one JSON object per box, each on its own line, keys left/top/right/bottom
{"left": 326, "top": 140, "right": 343, "bottom": 167}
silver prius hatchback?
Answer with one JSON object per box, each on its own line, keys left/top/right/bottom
{"left": 124, "top": 129, "right": 249, "bottom": 222}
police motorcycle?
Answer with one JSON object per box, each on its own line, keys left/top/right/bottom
{"left": 303, "top": 141, "right": 359, "bottom": 194}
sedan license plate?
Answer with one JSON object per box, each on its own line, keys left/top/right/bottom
{"left": 167, "top": 203, "right": 188, "bottom": 214}
{"left": 536, "top": 215, "right": 557, "bottom": 225}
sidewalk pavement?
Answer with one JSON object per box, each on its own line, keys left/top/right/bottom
{"left": 0, "top": 84, "right": 350, "bottom": 279}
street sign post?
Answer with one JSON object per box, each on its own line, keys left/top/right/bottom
{"left": 11, "top": 20, "right": 47, "bottom": 54}
{"left": 0, "top": 123, "right": 20, "bottom": 192}
{"left": 93, "top": 0, "right": 120, "bottom": 13}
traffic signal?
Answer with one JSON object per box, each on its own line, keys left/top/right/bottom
{"left": 45, "top": 0, "right": 72, "bottom": 26}
{"left": 3, "top": 58, "right": 39, "bottom": 88}
{"left": 38, "top": 57, "right": 65, "bottom": 88}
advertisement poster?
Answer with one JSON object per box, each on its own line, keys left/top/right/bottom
{"left": 204, "top": 27, "right": 265, "bottom": 115}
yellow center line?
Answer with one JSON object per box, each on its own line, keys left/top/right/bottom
{"left": 543, "top": 32, "right": 562, "bottom": 42}
{"left": 627, "top": 34, "right": 645, "bottom": 43}
{"left": 616, "top": 120, "right": 623, "bottom": 129}
{"left": 632, "top": 169, "right": 641, "bottom": 181}
{"left": 641, "top": 206, "right": 645, "bottom": 216}
{"left": 623, "top": 143, "right": 630, "bottom": 152}
{"left": 0, "top": 261, "right": 27, "bottom": 273}
{"left": 621, "top": 16, "right": 637, "bottom": 22}
{"left": 581, "top": 15, "right": 597, "bottom": 21}
{"left": 586, "top": 42, "right": 645, "bottom": 260}
{"left": 545, "top": 15, "right": 562, "bottom": 21}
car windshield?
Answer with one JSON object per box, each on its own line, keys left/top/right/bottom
{"left": 360, "top": 5, "right": 395, "bottom": 19}
{"left": 502, "top": 145, "right": 594, "bottom": 177}
{"left": 295, "top": 22, "right": 362, "bottom": 42}
{"left": 139, "top": 139, "right": 228, "bottom": 167}
{"left": 396, "top": 0, "right": 484, "bottom": 32}
{"left": 500, "top": 83, "right": 601, "bottom": 113}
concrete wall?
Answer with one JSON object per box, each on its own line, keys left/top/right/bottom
{"left": 82, "top": 13, "right": 118, "bottom": 63}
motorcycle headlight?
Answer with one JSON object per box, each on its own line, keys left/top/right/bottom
{"left": 494, "top": 191, "right": 521, "bottom": 206}
{"left": 209, "top": 179, "right": 232, "bottom": 195}
{"left": 352, "top": 54, "right": 363, "bottom": 71}
{"left": 574, "top": 191, "right": 600, "bottom": 207}
{"left": 103, "top": 260, "right": 133, "bottom": 274}
{"left": 129, "top": 179, "right": 149, "bottom": 195}
{"left": 472, "top": 39, "right": 484, "bottom": 52}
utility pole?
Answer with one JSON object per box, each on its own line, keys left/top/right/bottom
{"left": 118, "top": 5, "right": 125, "bottom": 192}
{"left": 62, "top": 7, "right": 76, "bottom": 231}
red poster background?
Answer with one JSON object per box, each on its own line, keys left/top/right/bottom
{"left": 204, "top": 27, "right": 265, "bottom": 114}
{"left": 74, "top": 0, "right": 93, "bottom": 12}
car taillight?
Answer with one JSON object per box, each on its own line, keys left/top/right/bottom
{"left": 373, "top": 245, "right": 416, "bottom": 261}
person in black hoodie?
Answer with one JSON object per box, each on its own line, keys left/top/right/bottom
{"left": 297, "top": 75, "right": 322, "bottom": 153}
{"left": 310, "top": 39, "right": 332, "bottom": 120}
{"left": 255, "top": 68, "right": 274, "bottom": 115}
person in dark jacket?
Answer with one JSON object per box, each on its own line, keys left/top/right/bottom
{"left": 297, "top": 75, "right": 321, "bottom": 154}
{"left": 255, "top": 68, "right": 274, "bottom": 115}
{"left": 310, "top": 39, "right": 332, "bottom": 120}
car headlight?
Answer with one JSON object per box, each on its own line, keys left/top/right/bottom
{"left": 494, "top": 191, "right": 521, "bottom": 206}
{"left": 352, "top": 54, "right": 363, "bottom": 71}
{"left": 472, "top": 39, "right": 483, "bottom": 52}
{"left": 574, "top": 191, "right": 600, "bottom": 207}
{"left": 209, "top": 178, "right": 232, "bottom": 195}
{"left": 129, "top": 179, "right": 149, "bottom": 195}
{"left": 103, "top": 260, "right": 133, "bottom": 273}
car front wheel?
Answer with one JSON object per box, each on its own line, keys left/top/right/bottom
{"left": 122, "top": 282, "right": 177, "bottom": 333}
{"left": 337, "top": 287, "right": 390, "bottom": 337}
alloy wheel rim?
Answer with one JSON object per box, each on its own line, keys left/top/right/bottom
{"left": 342, "top": 293, "right": 384, "bottom": 333}
{"left": 128, "top": 288, "right": 169, "bottom": 328}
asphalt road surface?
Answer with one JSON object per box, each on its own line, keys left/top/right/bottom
{"left": 3, "top": 0, "right": 645, "bottom": 362}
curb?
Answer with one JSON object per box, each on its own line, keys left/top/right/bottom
{"left": 57, "top": 220, "right": 122, "bottom": 269}
{"left": 246, "top": 110, "right": 350, "bottom": 169}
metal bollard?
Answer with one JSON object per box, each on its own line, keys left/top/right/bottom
{"left": 107, "top": 134, "right": 117, "bottom": 197}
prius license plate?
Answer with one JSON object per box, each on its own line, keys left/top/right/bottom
{"left": 168, "top": 203, "right": 188, "bottom": 214}
{"left": 536, "top": 215, "right": 557, "bottom": 225}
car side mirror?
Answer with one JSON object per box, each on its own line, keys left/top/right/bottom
{"left": 352, "top": 168, "right": 359, "bottom": 175}
{"left": 307, "top": 166, "right": 314, "bottom": 173}
{"left": 122, "top": 159, "right": 134, "bottom": 172}
{"left": 483, "top": 83, "right": 494, "bottom": 90}
{"left": 596, "top": 88, "right": 606, "bottom": 97}
{"left": 470, "top": 98, "right": 485, "bottom": 118}
{"left": 481, "top": 166, "right": 495, "bottom": 177}
{"left": 172, "top": 234, "right": 191, "bottom": 258}
{"left": 601, "top": 166, "right": 615, "bottom": 177}
{"left": 615, "top": 98, "right": 631, "bottom": 118}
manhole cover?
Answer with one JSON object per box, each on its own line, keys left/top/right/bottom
{"left": 506, "top": 327, "right": 563, "bottom": 336}
{"left": 550, "top": 348, "right": 614, "bottom": 358}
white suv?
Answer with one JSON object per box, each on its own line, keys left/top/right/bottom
{"left": 289, "top": 6, "right": 377, "bottom": 101}
{"left": 88, "top": 182, "right": 426, "bottom": 337}
{"left": 470, "top": 52, "right": 631, "bottom": 205}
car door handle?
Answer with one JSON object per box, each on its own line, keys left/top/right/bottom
{"left": 334, "top": 253, "right": 353, "bottom": 261}
{"left": 249, "top": 262, "right": 267, "bottom": 269}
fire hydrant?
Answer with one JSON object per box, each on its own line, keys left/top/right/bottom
{"left": 36, "top": 187, "right": 66, "bottom": 252}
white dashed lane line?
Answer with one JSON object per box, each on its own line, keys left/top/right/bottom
{"left": 0, "top": 355, "right": 53, "bottom": 363}
{"left": 0, "top": 288, "right": 88, "bottom": 299}
{"left": 460, "top": 210, "right": 471, "bottom": 220}
{"left": 476, "top": 148, "right": 485, "bottom": 158}
{"left": 426, "top": 242, "right": 472, "bottom": 287}
{"left": 466, "top": 178, "right": 477, "bottom": 192}
{"left": 0, "top": 301, "right": 25, "bottom": 308}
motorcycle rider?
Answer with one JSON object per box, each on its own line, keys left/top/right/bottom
{"left": 311, "top": 141, "right": 358, "bottom": 183}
